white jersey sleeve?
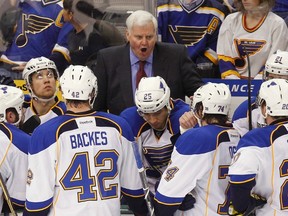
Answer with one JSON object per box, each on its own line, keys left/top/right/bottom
{"left": 0, "top": 123, "right": 29, "bottom": 211}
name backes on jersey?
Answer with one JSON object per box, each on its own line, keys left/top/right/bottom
{"left": 70, "top": 131, "right": 108, "bottom": 149}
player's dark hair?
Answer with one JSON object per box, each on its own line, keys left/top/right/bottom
{"left": 6, "top": 107, "right": 20, "bottom": 123}
{"left": 194, "top": 102, "right": 229, "bottom": 126}
{"left": 203, "top": 114, "right": 229, "bottom": 126}
{"left": 65, "top": 99, "right": 89, "bottom": 108}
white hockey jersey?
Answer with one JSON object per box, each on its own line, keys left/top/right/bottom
{"left": 0, "top": 122, "right": 29, "bottom": 212}
{"left": 229, "top": 119, "right": 288, "bottom": 215}
{"left": 154, "top": 124, "right": 240, "bottom": 215}
{"left": 25, "top": 110, "right": 147, "bottom": 216}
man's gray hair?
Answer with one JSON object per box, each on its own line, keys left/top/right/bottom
{"left": 126, "top": 10, "right": 158, "bottom": 33}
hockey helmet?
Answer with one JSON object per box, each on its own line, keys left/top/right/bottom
{"left": 192, "top": 82, "right": 231, "bottom": 115}
{"left": 135, "top": 76, "right": 171, "bottom": 114}
{"left": 0, "top": 85, "right": 24, "bottom": 124}
{"left": 60, "top": 65, "right": 97, "bottom": 105}
{"left": 258, "top": 79, "right": 288, "bottom": 117}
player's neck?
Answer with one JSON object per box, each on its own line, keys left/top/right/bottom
{"left": 32, "top": 99, "right": 55, "bottom": 116}
{"left": 265, "top": 116, "right": 274, "bottom": 125}
{"left": 66, "top": 103, "right": 91, "bottom": 113}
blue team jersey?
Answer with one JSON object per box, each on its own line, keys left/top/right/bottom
{"left": 2, "top": 0, "right": 73, "bottom": 62}
{"left": 157, "top": 0, "right": 227, "bottom": 63}
{"left": 273, "top": 0, "right": 288, "bottom": 12}
{"left": 25, "top": 110, "right": 146, "bottom": 216}
{"left": 120, "top": 99, "right": 190, "bottom": 137}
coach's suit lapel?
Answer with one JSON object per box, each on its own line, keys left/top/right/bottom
{"left": 119, "top": 44, "right": 134, "bottom": 107}
{"left": 153, "top": 43, "right": 169, "bottom": 80}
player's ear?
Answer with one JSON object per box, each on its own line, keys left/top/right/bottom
{"left": 260, "top": 100, "right": 267, "bottom": 118}
{"left": 5, "top": 109, "right": 17, "bottom": 124}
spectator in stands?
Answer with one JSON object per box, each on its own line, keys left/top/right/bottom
{"left": 92, "top": 9, "right": 204, "bottom": 115}
{"left": 217, "top": 0, "right": 288, "bottom": 79}
{"left": 20, "top": 57, "right": 66, "bottom": 135}
{"left": 157, "top": 0, "right": 229, "bottom": 78}
{"left": 62, "top": 0, "right": 125, "bottom": 67}
{"left": 0, "top": 0, "right": 73, "bottom": 79}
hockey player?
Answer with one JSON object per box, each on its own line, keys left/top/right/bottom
{"left": 20, "top": 56, "right": 66, "bottom": 134}
{"left": 217, "top": 0, "right": 288, "bottom": 79}
{"left": 0, "top": 85, "right": 30, "bottom": 213}
{"left": 228, "top": 79, "right": 288, "bottom": 215}
{"left": 120, "top": 76, "right": 194, "bottom": 214}
{"left": 232, "top": 50, "right": 288, "bottom": 136}
{"left": 157, "top": 0, "right": 229, "bottom": 78}
{"left": 0, "top": 0, "right": 73, "bottom": 79}
{"left": 154, "top": 82, "right": 240, "bottom": 215}
{"left": 24, "top": 65, "right": 148, "bottom": 216}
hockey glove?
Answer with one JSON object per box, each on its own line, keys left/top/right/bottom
{"left": 228, "top": 193, "right": 267, "bottom": 216}
{"left": 178, "top": 193, "right": 196, "bottom": 211}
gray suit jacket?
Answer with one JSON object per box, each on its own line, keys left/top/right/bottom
{"left": 92, "top": 42, "right": 204, "bottom": 115}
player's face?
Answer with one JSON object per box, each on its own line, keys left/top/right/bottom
{"left": 142, "top": 107, "right": 169, "bottom": 130}
{"left": 126, "top": 22, "right": 157, "bottom": 61}
{"left": 242, "top": 0, "right": 261, "bottom": 10}
{"left": 30, "top": 69, "right": 57, "bottom": 99}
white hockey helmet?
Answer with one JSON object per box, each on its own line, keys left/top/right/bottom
{"left": 135, "top": 76, "right": 171, "bottom": 113}
{"left": 23, "top": 56, "right": 59, "bottom": 85}
{"left": 258, "top": 79, "right": 288, "bottom": 117}
{"left": 192, "top": 82, "right": 231, "bottom": 115}
{"left": 0, "top": 85, "right": 24, "bottom": 124}
{"left": 23, "top": 57, "right": 59, "bottom": 101}
{"left": 60, "top": 65, "right": 97, "bottom": 105}
{"left": 264, "top": 50, "right": 288, "bottom": 80}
